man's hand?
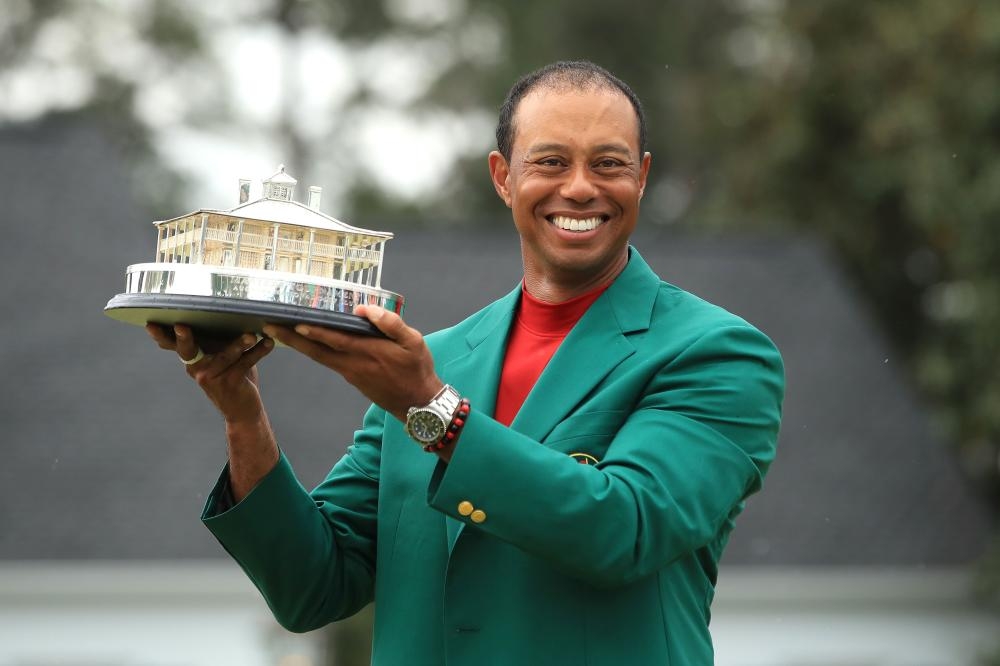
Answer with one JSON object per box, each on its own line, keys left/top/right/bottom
{"left": 145, "top": 323, "right": 275, "bottom": 425}
{"left": 263, "top": 305, "right": 442, "bottom": 423}
{"left": 146, "top": 323, "right": 280, "bottom": 500}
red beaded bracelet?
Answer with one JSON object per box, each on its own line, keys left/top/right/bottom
{"left": 424, "top": 398, "right": 471, "bottom": 452}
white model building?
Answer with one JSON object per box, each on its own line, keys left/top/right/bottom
{"left": 111, "top": 166, "right": 403, "bottom": 319}
{"left": 154, "top": 166, "right": 392, "bottom": 287}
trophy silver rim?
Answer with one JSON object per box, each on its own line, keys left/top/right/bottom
{"left": 122, "top": 262, "right": 404, "bottom": 314}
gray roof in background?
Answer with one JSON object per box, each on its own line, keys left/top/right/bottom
{"left": 0, "top": 119, "right": 993, "bottom": 566}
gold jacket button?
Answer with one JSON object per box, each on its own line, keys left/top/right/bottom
{"left": 470, "top": 509, "right": 487, "bottom": 524}
{"left": 458, "top": 501, "right": 474, "bottom": 516}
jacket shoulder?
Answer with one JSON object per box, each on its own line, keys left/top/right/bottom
{"left": 653, "top": 280, "right": 772, "bottom": 341}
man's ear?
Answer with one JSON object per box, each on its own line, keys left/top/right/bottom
{"left": 637, "top": 152, "right": 652, "bottom": 200}
{"left": 488, "top": 151, "right": 512, "bottom": 207}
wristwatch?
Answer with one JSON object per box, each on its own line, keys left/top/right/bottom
{"left": 405, "top": 384, "right": 462, "bottom": 446}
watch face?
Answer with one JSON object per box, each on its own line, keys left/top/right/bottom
{"left": 408, "top": 410, "right": 445, "bottom": 443}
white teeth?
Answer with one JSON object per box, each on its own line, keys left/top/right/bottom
{"left": 551, "top": 215, "right": 603, "bottom": 232}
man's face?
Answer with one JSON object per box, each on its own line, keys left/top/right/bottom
{"left": 489, "top": 86, "right": 651, "bottom": 296}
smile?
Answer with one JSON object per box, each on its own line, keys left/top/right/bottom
{"left": 548, "top": 215, "right": 606, "bottom": 232}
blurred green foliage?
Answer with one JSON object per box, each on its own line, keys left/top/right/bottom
{"left": 680, "top": 2, "right": 1000, "bottom": 502}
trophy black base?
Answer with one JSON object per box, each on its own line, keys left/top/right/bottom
{"left": 104, "top": 293, "right": 383, "bottom": 340}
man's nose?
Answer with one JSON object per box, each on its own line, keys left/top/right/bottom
{"left": 559, "top": 165, "right": 599, "bottom": 202}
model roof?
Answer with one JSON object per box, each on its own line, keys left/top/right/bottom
{"left": 156, "top": 198, "right": 395, "bottom": 239}
{"left": 156, "top": 164, "right": 393, "bottom": 239}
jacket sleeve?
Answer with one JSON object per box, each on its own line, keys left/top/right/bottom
{"left": 427, "top": 324, "right": 784, "bottom": 587}
{"left": 202, "top": 404, "right": 385, "bottom": 632}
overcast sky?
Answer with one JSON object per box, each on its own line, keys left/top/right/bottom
{"left": 0, "top": 0, "right": 499, "bottom": 213}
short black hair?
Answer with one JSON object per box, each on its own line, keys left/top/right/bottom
{"left": 495, "top": 60, "right": 647, "bottom": 161}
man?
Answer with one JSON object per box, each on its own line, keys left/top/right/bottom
{"left": 148, "top": 61, "right": 784, "bottom": 664}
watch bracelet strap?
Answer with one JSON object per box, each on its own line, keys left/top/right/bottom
{"left": 424, "top": 397, "right": 471, "bottom": 452}
{"left": 433, "top": 384, "right": 462, "bottom": 420}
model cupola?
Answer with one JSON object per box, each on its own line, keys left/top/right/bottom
{"left": 263, "top": 165, "right": 297, "bottom": 202}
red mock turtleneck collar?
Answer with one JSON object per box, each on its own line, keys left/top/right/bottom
{"left": 493, "top": 280, "right": 612, "bottom": 426}
{"left": 517, "top": 281, "right": 611, "bottom": 336}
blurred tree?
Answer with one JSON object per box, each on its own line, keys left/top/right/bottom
{"left": 415, "top": 0, "right": 748, "bottom": 221}
{"left": 0, "top": 0, "right": 212, "bottom": 210}
{"left": 674, "top": 0, "right": 1000, "bottom": 501}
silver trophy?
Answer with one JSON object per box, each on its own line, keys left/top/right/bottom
{"left": 105, "top": 165, "right": 404, "bottom": 339}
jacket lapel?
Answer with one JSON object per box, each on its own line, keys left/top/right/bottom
{"left": 440, "top": 283, "right": 521, "bottom": 414}
{"left": 508, "top": 296, "right": 633, "bottom": 442}
{"left": 510, "top": 247, "right": 658, "bottom": 443}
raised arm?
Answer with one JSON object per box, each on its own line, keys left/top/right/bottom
{"left": 145, "top": 323, "right": 279, "bottom": 500}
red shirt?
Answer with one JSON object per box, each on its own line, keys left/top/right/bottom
{"left": 494, "top": 282, "right": 611, "bottom": 426}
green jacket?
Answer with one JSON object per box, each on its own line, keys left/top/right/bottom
{"left": 203, "top": 248, "right": 785, "bottom": 665}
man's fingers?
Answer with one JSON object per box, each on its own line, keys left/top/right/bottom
{"left": 355, "top": 305, "right": 409, "bottom": 343}
{"left": 265, "top": 324, "right": 341, "bottom": 366}
{"left": 228, "top": 336, "right": 275, "bottom": 376}
{"left": 171, "top": 324, "right": 201, "bottom": 361}
{"left": 293, "top": 324, "right": 351, "bottom": 351}
{"left": 192, "top": 333, "right": 263, "bottom": 378}
{"left": 272, "top": 322, "right": 355, "bottom": 354}
{"left": 145, "top": 323, "right": 177, "bottom": 350}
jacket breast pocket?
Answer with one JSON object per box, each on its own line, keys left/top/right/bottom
{"left": 543, "top": 410, "right": 627, "bottom": 461}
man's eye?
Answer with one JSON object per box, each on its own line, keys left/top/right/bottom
{"left": 595, "top": 159, "right": 622, "bottom": 168}
{"left": 538, "top": 158, "right": 564, "bottom": 167}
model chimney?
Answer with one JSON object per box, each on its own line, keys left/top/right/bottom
{"left": 308, "top": 185, "right": 322, "bottom": 210}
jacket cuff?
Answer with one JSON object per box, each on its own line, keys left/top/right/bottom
{"left": 201, "top": 450, "right": 308, "bottom": 534}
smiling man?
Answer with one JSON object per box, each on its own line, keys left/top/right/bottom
{"left": 150, "top": 61, "right": 784, "bottom": 665}
{"left": 490, "top": 76, "right": 650, "bottom": 301}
